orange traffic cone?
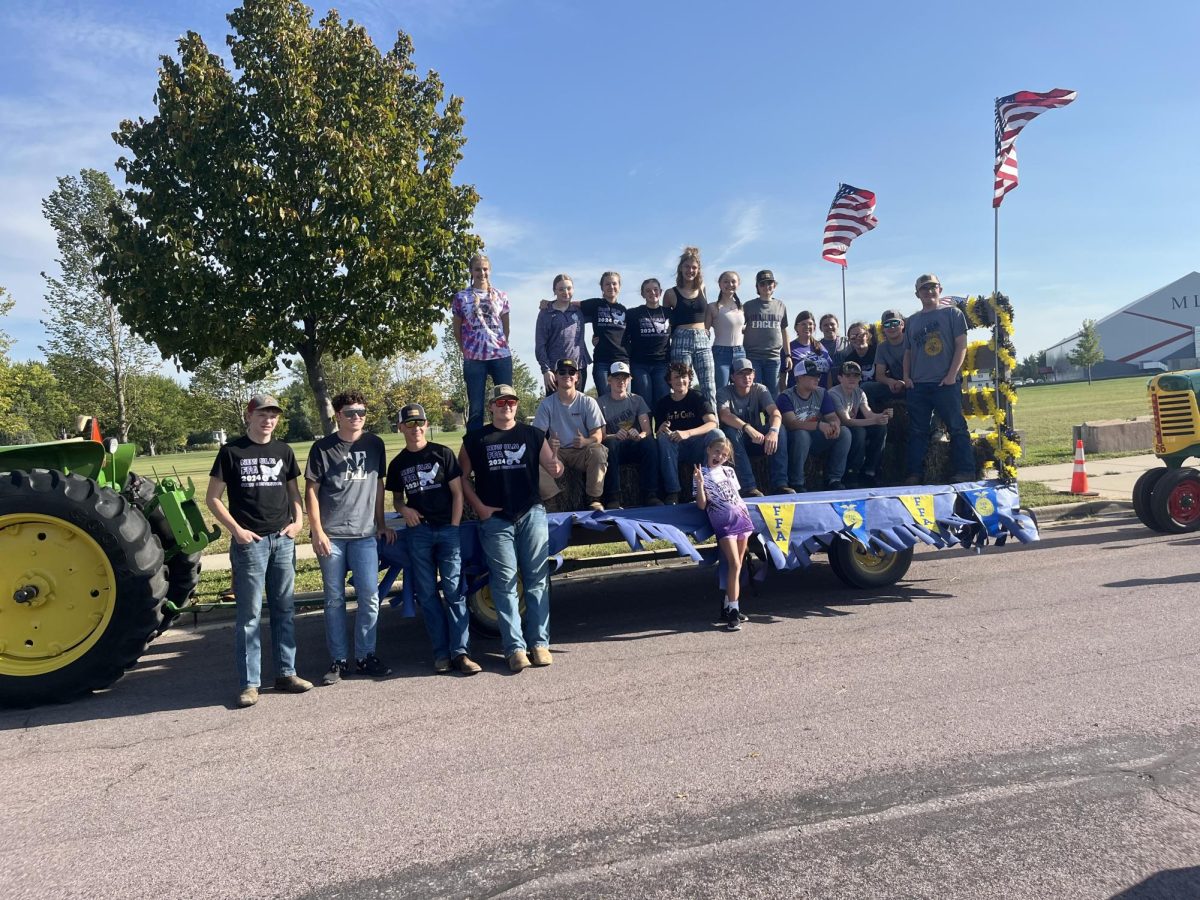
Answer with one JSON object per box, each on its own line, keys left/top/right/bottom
{"left": 1068, "top": 439, "right": 1098, "bottom": 496}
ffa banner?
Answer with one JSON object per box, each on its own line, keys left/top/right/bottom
{"left": 833, "top": 499, "right": 872, "bottom": 548}
{"left": 962, "top": 486, "right": 1003, "bottom": 535}
{"left": 756, "top": 502, "right": 796, "bottom": 556}
{"left": 899, "top": 493, "right": 940, "bottom": 534}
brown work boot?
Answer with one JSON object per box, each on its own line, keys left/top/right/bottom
{"left": 508, "top": 650, "right": 531, "bottom": 672}
{"left": 452, "top": 654, "right": 482, "bottom": 675}
{"left": 274, "top": 674, "right": 313, "bottom": 693}
{"left": 433, "top": 657, "right": 452, "bottom": 674}
{"left": 529, "top": 646, "right": 554, "bottom": 667}
{"left": 236, "top": 687, "right": 259, "bottom": 708}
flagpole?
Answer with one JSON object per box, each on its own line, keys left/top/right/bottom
{"left": 841, "top": 265, "right": 847, "bottom": 331}
{"left": 994, "top": 190, "right": 1010, "bottom": 447}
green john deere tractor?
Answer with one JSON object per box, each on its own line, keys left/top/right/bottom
{"left": 0, "top": 426, "right": 216, "bottom": 707}
{"left": 1132, "top": 369, "right": 1200, "bottom": 534}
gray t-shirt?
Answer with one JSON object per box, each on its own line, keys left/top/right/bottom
{"left": 533, "top": 391, "right": 605, "bottom": 444}
{"left": 717, "top": 382, "right": 776, "bottom": 427}
{"left": 875, "top": 338, "right": 906, "bottom": 382}
{"left": 596, "top": 391, "right": 650, "bottom": 434}
{"left": 827, "top": 383, "right": 870, "bottom": 419}
{"left": 304, "top": 432, "right": 386, "bottom": 539}
{"left": 741, "top": 297, "right": 790, "bottom": 360}
{"left": 905, "top": 306, "right": 968, "bottom": 384}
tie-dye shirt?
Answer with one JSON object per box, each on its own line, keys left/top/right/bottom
{"left": 452, "top": 287, "right": 512, "bottom": 361}
{"left": 697, "top": 464, "right": 755, "bottom": 540}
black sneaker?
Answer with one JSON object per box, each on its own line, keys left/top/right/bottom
{"left": 356, "top": 654, "right": 392, "bottom": 678}
{"left": 724, "top": 607, "right": 742, "bottom": 632}
{"left": 826, "top": 480, "right": 845, "bottom": 491}
{"left": 322, "top": 660, "right": 349, "bottom": 686}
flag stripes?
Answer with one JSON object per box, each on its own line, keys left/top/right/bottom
{"left": 993, "top": 88, "right": 1076, "bottom": 208}
{"left": 821, "top": 183, "right": 877, "bottom": 267}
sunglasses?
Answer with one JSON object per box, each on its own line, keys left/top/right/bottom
{"left": 493, "top": 398, "right": 518, "bottom": 407}
{"left": 919, "top": 283, "right": 941, "bottom": 291}
{"left": 883, "top": 320, "right": 902, "bottom": 328}
{"left": 556, "top": 367, "right": 578, "bottom": 376}
{"left": 340, "top": 408, "right": 367, "bottom": 417}
{"left": 401, "top": 418, "right": 427, "bottom": 426}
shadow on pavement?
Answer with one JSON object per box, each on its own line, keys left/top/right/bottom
{"left": 1109, "top": 866, "right": 1200, "bottom": 899}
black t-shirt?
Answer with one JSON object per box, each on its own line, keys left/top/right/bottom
{"left": 623, "top": 304, "right": 671, "bottom": 363}
{"left": 834, "top": 343, "right": 878, "bottom": 382}
{"left": 385, "top": 442, "right": 462, "bottom": 527}
{"left": 654, "top": 390, "right": 714, "bottom": 432}
{"left": 580, "top": 297, "right": 629, "bottom": 364}
{"left": 210, "top": 435, "right": 300, "bottom": 534}
{"left": 462, "top": 423, "right": 547, "bottom": 521}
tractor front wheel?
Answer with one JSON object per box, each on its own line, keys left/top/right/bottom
{"left": 1149, "top": 468, "right": 1200, "bottom": 534}
{"left": 127, "top": 473, "right": 202, "bottom": 633}
{"left": 1132, "top": 467, "right": 1170, "bottom": 532}
{"left": 0, "top": 470, "right": 167, "bottom": 707}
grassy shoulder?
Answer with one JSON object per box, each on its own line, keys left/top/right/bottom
{"left": 1013, "top": 376, "right": 1150, "bottom": 466}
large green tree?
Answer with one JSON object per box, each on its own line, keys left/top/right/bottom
{"left": 1067, "top": 319, "right": 1105, "bottom": 385}
{"left": 0, "top": 288, "right": 23, "bottom": 437}
{"left": 187, "top": 354, "right": 280, "bottom": 437}
{"left": 40, "top": 170, "right": 159, "bottom": 441}
{"left": 97, "top": 0, "right": 482, "bottom": 435}
{"left": 126, "top": 373, "right": 193, "bottom": 455}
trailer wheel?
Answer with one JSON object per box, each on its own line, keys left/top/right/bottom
{"left": 466, "top": 578, "right": 526, "bottom": 638}
{"left": 126, "top": 473, "right": 202, "bottom": 633}
{"left": 0, "top": 469, "right": 167, "bottom": 707}
{"left": 829, "top": 539, "right": 914, "bottom": 589}
{"left": 1132, "top": 467, "right": 1170, "bottom": 532}
{"left": 1149, "top": 467, "right": 1200, "bottom": 534}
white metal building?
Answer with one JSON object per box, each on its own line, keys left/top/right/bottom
{"left": 1044, "top": 271, "right": 1200, "bottom": 379}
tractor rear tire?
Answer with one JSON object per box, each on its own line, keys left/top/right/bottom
{"left": 0, "top": 469, "right": 168, "bottom": 707}
{"left": 1132, "top": 467, "right": 1170, "bottom": 532}
{"left": 1148, "top": 467, "right": 1200, "bottom": 534}
{"left": 127, "top": 473, "right": 202, "bottom": 632}
{"left": 829, "top": 539, "right": 914, "bottom": 589}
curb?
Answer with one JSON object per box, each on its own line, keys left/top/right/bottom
{"left": 1030, "top": 499, "right": 1134, "bottom": 523}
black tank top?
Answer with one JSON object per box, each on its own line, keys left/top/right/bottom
{"left": 668, "top": 288, "right": 707, "bottom": 328}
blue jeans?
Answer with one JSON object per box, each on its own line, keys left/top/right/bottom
{"left": 721, "top": 424, "right": 790, "bottom": 492}
{"left": 406, "top": 523, "right": 468, "bottom": 661}
{"left": 905, "top": 382, "right": 975, "bottom": 478}
{"left": 750, "top": 358, "right": 783, "bottom": 396}
{"left": 602, "top": 435, "right": 661, "bottom": 501}
{"left": 464, "top": 356, "right": 514, "bottom": 431}
{"left": 478, "top": 505, "right": 551, "bottom": 657}
{"left": 316, "top": 535, "right": 380, "bottom": 663}
{"left": 712, "top": 344, "right": 744, "bottom": 392}
{"left": 786, "top": 428, "right": 851, "bottom": 488}
{"left": 631, "top": 361, "right": 669, "bottom": 411}
{"left": 231, "top": 533, "right": 297, "bottom": 689}
{"left": 658, "top": 432, "right": 711, "bottom": 493}
{"left": 846, "top": 425, "right": 887, "bottom": 479}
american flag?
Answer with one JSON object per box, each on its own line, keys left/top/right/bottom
{"left": 821, "top": 183, "right": 877, "bottom": 267}
{"left": 993, "top": 88, "right": 1077, "bottom": 208}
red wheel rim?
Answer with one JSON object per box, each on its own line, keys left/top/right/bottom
{"left": 1168, "top": 480, "right": 1200, "bottom": 525}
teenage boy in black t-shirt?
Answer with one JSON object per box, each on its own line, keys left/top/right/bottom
{"left": 654, "top": 361, "right": 718, "bottom": 503}
{"left": 207, "top": 394, "right": 309, "bottom": 708}
{"left": 386, "top": 402, "right": 481, "bottom": 676}
{"left": 459, "top": 384, "right": 563, "bottom": 673}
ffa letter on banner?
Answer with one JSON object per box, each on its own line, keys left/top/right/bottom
{"left": 899, "top": 493, "right": 940, "bottom": 533}
{"left": 756, "top": 502, "right": 795, "bottom": 555}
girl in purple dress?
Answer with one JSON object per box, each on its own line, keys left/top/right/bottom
{"left": 693, "top": 431, "right": 755, "bottom": 632}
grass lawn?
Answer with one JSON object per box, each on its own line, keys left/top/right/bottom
{"left": 1011, "top": 376, "right": 1152, "bottom": 466}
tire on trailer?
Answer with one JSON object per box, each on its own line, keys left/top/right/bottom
{"left": 828, "top": 538, "right": 914, "bottom": 589}
{"left": 1148, "top": 467, "right": 1200, "bottom": 534}
{"left": 1132, "top": 467, "right": 1171, "bottom": 532}
{"left": 126, "top": 473, "right": 202, "bottom": 632}
{"left": 466, "top": 577, "right": 526, "bottom": 638}
{"left": 0, "top": 469, "right": 167, "bottom": 707}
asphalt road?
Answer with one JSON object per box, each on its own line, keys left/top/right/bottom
{"left": 2, "top": 513, "right": 1199, "bottom": 899}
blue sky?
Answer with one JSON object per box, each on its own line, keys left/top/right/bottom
{"left": 2, "top": 0, "right": 1197, "bottom": 374}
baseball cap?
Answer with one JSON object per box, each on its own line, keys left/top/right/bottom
{"left": 880, "top": 309, "right": 904, "bottom": 324}
{"left": 733, "top": 357, "right": 754, "bottom": 373}
{"left": 489, "top": 384, "right": 519, "bottom": 402}
{"left": 840, "top": 360, "right": 862, "bottom": 376}
{"left": 915, "top": 273, "right": 941, "bottom": 290}
{"left": 755, "top": 269, "right": 776, "bottom": 284}
{"left": 398, "top": 402, "right": 427, "bottom": 424}
{"left": 555, "top": 358, "right": 579, "bottom": 372}
{"left": 608, "top": 361, "right": 631, "bottom": 376}
{"left": 797, "top": 358, "right": 821, "bottom": 379}
{"left": 246, "top": 394, "right": 282, "bottom": 415}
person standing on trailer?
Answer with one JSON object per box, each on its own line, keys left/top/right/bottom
{"left": 206, "top": 394, "right": 309, "bottom": 709}
{"left": 452, "top": 253, "right": 512, "bottom": 431}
